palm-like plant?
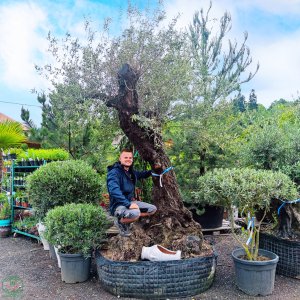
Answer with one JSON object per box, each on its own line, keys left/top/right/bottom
{"left": 0, "top": 121, "right": 26, "bottom": 183}
{"left": 0, "top": 121, "right": 26, "bottom": 149}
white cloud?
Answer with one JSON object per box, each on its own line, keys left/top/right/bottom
{"left": 0, "top": 1, "right": 50, "bottom": 90}
{"left": 246, "top": 29, "right": 300, "bottom": 104}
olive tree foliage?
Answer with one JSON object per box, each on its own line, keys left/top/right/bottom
{"left": 36, "top": 4, "right": 190, "bottom": 132}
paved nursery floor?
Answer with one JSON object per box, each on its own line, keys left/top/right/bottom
{"left": 0, "top": 233, "right": 299, "bottom": 300}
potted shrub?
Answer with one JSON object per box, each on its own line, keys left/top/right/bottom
{"left": 191, "top": 168, "right": 298, "bottom": 296}
{"left": 185, "top": 173, "right": 226, "bottom": 228}
{"left": 0, "top": 194, "right": 11, "bottom": 237}
{"left": 26, "top": 160, "right": 102, "bottom": 254}
{"left": 44, "top": 203, "right": 109, "bottom": 283}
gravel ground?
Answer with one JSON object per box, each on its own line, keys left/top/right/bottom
{"left": 0, "top": 233, "right": 299, "bottom": 300}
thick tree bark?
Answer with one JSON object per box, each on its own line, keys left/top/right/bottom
{"left": 104, "top": 64, "right": 206, "bottom": 261}
{"left": 261, "top": 199, "right": 300, "bottom": 240}
{"left": 276, "top": 204, "right": 300, "bottom": 239}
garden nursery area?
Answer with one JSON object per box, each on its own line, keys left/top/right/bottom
{"left": 1, "top": 1, "right": 300, "bottom": 299}
{"left": 0, "top": 131, "right": 300, "bottom": 299}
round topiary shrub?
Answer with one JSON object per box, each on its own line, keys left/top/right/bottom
{"left": 44, "top": 203, "right": 109, "bottom": 257}
{"left": 26, "top": 160, "right": 102, "bottom": 219}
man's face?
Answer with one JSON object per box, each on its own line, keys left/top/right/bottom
{"left": 119, "top": 151, "right": 133, "bottom": 168}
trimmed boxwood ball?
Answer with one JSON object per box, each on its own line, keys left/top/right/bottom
{"left": 26, "top": 160, "right": 102, "bottom": 219}
{"left": 44, "top": 203, "right": 109, "bottom": 257}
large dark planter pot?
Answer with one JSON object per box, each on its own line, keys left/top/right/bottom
{"left": 259, "top": 232, "right": 300, "bottom": 278}
{"left": 96, "top": 250, "right": 217, "bottom": 299}
{"left": 232, "top": 248, "right": 279, "bottom": 296}
{"left": 59, "top": 253, "right": 91, "bottom": 283}
{"left": 191, "top": 205, "right": 224, "bottom": 229}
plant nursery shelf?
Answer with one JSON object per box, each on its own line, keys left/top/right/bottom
{"left": 2, "top": 159, "right": 45, "bottom": 240}
{"left": 12, "top": 228, "right": 40, "bottom": 240}
{"left": 13, "top": 205, "right": 32, "bottom": 210}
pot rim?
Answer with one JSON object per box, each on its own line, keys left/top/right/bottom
{"left": 232, "top": 247, "right": 279, "bottom": 266}
{"left": 97, "top": 249, "right": 218, "bottom": 265}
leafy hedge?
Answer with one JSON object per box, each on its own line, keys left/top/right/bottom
{"left": 44, "top": 203, "right": 108, "bottom": 257}
{"left": 26, "top": 160, "right": 101, "bottom": 219}
{"left": 16, "top": 148, "right": 69, "bottom": 161}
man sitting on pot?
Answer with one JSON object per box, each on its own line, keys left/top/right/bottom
{"left": 107, "top": 149, "right": 157, "bottom": 237}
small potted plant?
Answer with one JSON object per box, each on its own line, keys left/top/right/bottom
{"left": 192, "top": 168, "right": 298, "bottom": 296}
{"left": 44, "top": 203, "right": 109, "bottom": 283}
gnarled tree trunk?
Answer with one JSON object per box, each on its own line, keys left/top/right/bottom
{"left": 103, "top": 64, "right": 207, "bottom": 261}
{"left": 276, "top": 204, "right": 300, "bottom": 239}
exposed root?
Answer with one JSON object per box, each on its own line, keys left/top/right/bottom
{"left": 102, "top": 215, "right": 213, "bottom": 261}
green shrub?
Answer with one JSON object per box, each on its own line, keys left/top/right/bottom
{"left": 0, "top": 202, "right": 11, "bottom": 220}
{"left": 190, "top": 168, "right": 297, "bottom": 210}
{"left": 44, "top": 203, "right": 108, "bottom": 257}
{"left": 0, "top": 193, "right": 10, "bottom": 220}
{"left": 26, "top": 160, "right": 102, "bottom": 219}
{"left": 190, "top": 168, "right": 298, "bottom": 260}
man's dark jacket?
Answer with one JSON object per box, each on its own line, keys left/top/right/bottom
{"left": 107, "top": 162, "right": 151, "bottom": 215}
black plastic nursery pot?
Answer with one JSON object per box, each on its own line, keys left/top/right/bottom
{"left": 59, "top": 253, "right": 91, "bottom": 283}
{"left": 232, "top": 248, "right": 279, "bottom": 296}
{"left": 191, "top": 205, "right": 224, "bottom": 229}
{"left": 259, "top": 232, "right": 300, "bottom": 278}
{"left": 96, "top": 250, "right": 217, "bottom": 299}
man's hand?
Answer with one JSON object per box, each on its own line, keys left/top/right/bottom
{"left": 129, "top": 203, "right": 139, "bottom": 209}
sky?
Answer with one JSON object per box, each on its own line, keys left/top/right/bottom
{"left": 1, "top": 0, "right": 300, "bottom": 126}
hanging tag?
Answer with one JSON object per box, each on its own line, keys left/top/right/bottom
{"left": 246, "top": 230, "right": 253, "bottom": 245}
{"left": 251, "top": 217, "right": 255, "bottom": 229}
{"left": 247, "top": 220, "right": 252, "bottom": 230}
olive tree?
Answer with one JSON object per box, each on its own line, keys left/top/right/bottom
{"left": 35, "top": 2, "right": 258, "bottom": 260}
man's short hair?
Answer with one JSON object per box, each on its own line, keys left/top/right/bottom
{"left": 120, "top": 148, "right": 133, "bottom": 154}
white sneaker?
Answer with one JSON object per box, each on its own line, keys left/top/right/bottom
{"left": 141, "top": 245, "right": 181, "bottom": 261}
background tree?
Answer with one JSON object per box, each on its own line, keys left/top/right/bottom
{"left": 166, "top": 1, "right": 259, "bottom": 199}
{"left": 187, "top": 2, "right": 259, "bottom": 110}
{"left": 248, "top": 88, "right": 258, "bottom": 110}
{"left": 233, "top": 92, "right": 246, "bottom": 113}
{"left": 21, "top": 91, "right": 119, "bottom": 173}
{"left": 234, "top": 101, "right": 300, "bottom": 238}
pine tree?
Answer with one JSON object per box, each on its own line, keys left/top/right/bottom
{"left": 248, "top": 89, "right": 258, "bottom": 110}
{"left": 233, "top": 92, "right": 246, "bottom": 113}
